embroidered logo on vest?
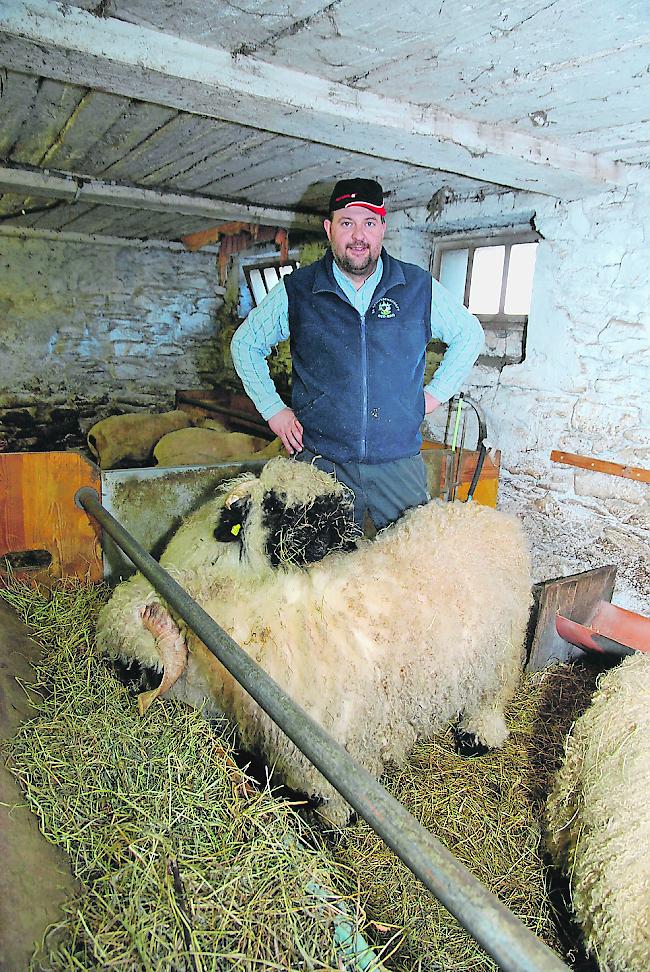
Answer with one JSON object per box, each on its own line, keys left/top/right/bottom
{"left": 372, "top": 297, "right": 400, "bottom": 319}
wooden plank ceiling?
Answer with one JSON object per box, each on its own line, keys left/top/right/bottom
{"left": 0, "top": 0, "right": 648, "bottom": 242}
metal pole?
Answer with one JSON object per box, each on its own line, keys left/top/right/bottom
{"left": 76, "top": 487, "right": 569, "bottom": 972}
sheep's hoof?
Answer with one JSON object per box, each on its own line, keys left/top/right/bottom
{"left": 453, "top": 728, "right": 492, "bottom": 758}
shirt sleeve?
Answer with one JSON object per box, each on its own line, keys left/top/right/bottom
{"left": 230, "top": 282, "right": 290, "bottom": 421}
{"left": 424, "top": 276, "right": 485, "bottom": 403}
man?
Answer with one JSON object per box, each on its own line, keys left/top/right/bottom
{"left": 231, "top": 178, "right": 484, "bottom": 529}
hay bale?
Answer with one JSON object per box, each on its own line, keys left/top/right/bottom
{"left": 546, "top": 654, "right": 650, "bottom": 972}
{"left": 253, "top": 436, "right": 285, "bottom": 459}
{"left": 153, "top": 427, "right": 269, "bottom": 466}
{"left": 199, "top": 419, "right": 284, "bottom": 458}
{"left": 87, "top": 410, "right": 192, "bottom": 468}
{"left": 199, "top": 418, "right": 229, "bottom": 433}
{"left": 0, "top": 577, "right": 384, "bottom": 972}
{"left": 333, "top": 665, "right": 598, "bottom": 971}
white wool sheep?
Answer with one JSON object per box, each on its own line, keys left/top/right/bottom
{"left": 546, "top": 653, "right": 650, "bottom": 972}
{"left": 97, "top": 457, "right": 532, "bottom": 824}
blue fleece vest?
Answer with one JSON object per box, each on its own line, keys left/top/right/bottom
{"left": 284, "top": 249, "right": 432, "bottom": 463}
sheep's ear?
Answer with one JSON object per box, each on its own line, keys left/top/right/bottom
{"left": 214, "top": 498, "right": 251, "bottom": 543}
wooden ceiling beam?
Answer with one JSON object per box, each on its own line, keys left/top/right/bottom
{"left": 0, "top": 163, "right": 322, "bottom": 230}
{"left": 1, "top": 0, "right": 645, "bottom": 198}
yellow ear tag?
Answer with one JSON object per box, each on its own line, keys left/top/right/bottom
{"left": 231, "top": 523, "right": 241, "bottom": 536}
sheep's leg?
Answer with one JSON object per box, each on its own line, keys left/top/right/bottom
{"left": 455, "top": 651, "right": 522, "bottom": 756}
{"left": 137, "top": 603, "right": 188, "bottom": 715}
{"left": 455, "top": 696, "right": 510, "bottom": 755}
{"left": 453, "top": 726, "right": 492, "bottom": 757}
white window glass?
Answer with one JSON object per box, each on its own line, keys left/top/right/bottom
{"left": 504, "top": 242, "right": 538, "bottom": 314}
{"left": 439, "top": 248, "right": 468, "bottom": 303}
{"left": 279, "top": 264, "right": 294, "bottom": 277}
{"left": 468, "top": 245, "right": 505, "bottom": 314}
{"left": 249, "top": 269, "right": 267, "bottom": 306}
{"left": 263, "top": 267, "right": 281, "bottom": 291}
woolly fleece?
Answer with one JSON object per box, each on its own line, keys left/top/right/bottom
{"left": 97, "top": 458, "right": 532, "bottom": 824}
{"left": 546, "top": 653, "right": 650, "bottom": 972}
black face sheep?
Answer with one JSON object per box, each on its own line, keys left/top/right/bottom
{"left": 546, "top": 653, "right": 650, "bottom": 972}
{"left": 96, "top": 457, "right": 532, "bottom": 825}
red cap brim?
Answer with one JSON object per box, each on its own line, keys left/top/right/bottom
{"left": 344, "top": 201, "right": 387, "bottom": 217}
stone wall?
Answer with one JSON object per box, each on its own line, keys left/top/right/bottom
{"left": 394, "top": 187, "right": 649, "bottom": 610}
{"left": 489, "top": 189, "right": 648, "bottom": 510}
{"left": 396, "top": 187, "right": 650, "bottom": 514}
{"left": 0, "top": 231, "right": 224, "bottom": 449}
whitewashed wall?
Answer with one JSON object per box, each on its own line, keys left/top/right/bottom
{"left": 0, "top": 232, "right": 223, "bottom": 422}
{"left": 391, "top": 188, "right": 650, "bottom": 610}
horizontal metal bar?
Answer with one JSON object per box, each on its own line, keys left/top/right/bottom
{"left": 77, "top": 486, "right": 569, "bottom": 972}
{"left": 174, "top": 395, "right": 271, "bottom": 435}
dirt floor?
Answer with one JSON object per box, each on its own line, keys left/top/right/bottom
{"left": 0, "top": 601, "right": 78, "bottom": 972}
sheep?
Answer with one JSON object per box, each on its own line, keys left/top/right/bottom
{"left": 96, "top": 457, "right": 532, "bottom": 824}
{"left": 546, "top": 653, "right": 650, "bottom": 972}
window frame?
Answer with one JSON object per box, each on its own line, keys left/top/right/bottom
{"left": 431, "top": 228, "right": 539, "bottom": 367}
{"left": 243, "top": 259, "right": 300, "bottom": 306}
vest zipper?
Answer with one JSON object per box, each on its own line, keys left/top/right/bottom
{"left": 360, "top": 311, "right": 368, "bottom": 460}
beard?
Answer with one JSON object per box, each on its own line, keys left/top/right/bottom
{"left": 332, "top": 243, "right": 379, "bottom": 278}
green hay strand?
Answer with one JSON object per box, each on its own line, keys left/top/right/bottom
{"left": 1, "top": 576, "right": 598, "bottom": 971}
{"left": 1, "top": 577, "right": 382, "bottom": 972}
{"left": 332, "top": 665, "right": 598, "bottom": 971}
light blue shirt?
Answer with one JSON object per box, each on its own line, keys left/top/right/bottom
{"left": 231, "top": 254, "right": 484, "bottom": 420}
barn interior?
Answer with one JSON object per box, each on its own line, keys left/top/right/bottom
{"left": 1, "top": 1, "right": 649, "bottom": 970}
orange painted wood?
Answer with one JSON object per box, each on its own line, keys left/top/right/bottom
{"left": 181, "top": 222, "right": 283, "bottom": 252}
{"left": 551, "top": 450, "right": 650, "bottom": 483}
{"left": 421, "top": 442, "right": 500, "bottom": 508}
{"left": 0, "top": 452, "right": 102, "bottom": 584}
{"left": 422, "top": 441, "right": 499, "bottom": 479}
{"left": 181, "top": 221, "right": 249, "bottom": 251}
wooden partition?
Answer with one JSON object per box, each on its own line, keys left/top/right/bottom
{"left": 0, "top": 452, "right": 102, "bottom": 584}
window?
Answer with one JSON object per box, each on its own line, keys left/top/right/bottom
{"left": 244, "top": 261, "right": 299, "bottom": 307}
{"left": 432, "top": 232, "right": 539, "bottom": 367}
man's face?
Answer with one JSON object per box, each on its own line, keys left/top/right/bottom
{"left": 324, "top": 207, "right": 386, "bottom": 282}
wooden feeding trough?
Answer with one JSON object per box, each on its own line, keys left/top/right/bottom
{"left": 0, "top": 450, "right": 266, "bottom": 585}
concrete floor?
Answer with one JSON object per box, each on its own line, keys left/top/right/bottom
{"left": 0, "top": 599, "right": 77, "bottom": 972}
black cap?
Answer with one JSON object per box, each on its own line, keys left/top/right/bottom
{"left": 328, "top": 178, "right": 386, "bottom": 217}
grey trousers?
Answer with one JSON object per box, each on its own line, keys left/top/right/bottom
{"left": 295, "top": 448, "right": 429, "bottom": 530}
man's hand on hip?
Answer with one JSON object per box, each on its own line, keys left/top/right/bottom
{"left": 268, "top": 407, "right": 303, "bottom": 455}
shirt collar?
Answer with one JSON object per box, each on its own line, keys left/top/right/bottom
{"left": 331, "top": 255, "right": 384, "bottom": 301}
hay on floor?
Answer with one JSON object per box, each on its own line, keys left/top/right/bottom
{"left": 332, "top": 664, "right": 598, "bottom": 972}
{"left": 1, "top": 574, "right": 601, "bottom": 972}
{"left": 0, "top": 577, "right": 383, "bottom": 972}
